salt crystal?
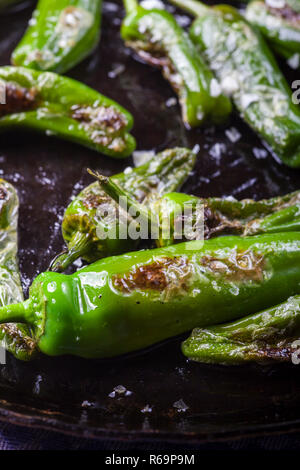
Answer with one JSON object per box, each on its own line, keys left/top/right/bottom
{"left": 173, "top": 399, "right": 189, "bottom": 412}
{"left": 165, "top": 97, "right": 177, "bottom": 108}
{"left": 133, "top": 150, "right": 155, "bottom": 167}
{"left": 210, "top": 78, "right": 221, "bottom": 97}
{"left": 209, "top": 143, "right": 226, "bottom": 160}
{"left": 225, "top": 127, "right": 241, "bottom": 143}
{"left": 287, "top": 53, "right": 300, "bottom": 70}
{"left": 108, "top": 64, "right": 125, "bottom": 79}
{"left": 253, "top": 147, "right": 268, "bottom": 159}
{"left": 141, "top": 405, "right": 152, "bottom": 413}
{"left": 140, "top": 0, "right": 164, "bottom": 9}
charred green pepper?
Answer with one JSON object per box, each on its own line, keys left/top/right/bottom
{"left": 0, "top": 66, "right": 135, "bottom": 158}
{"left": 0, "top": 179, "right": 36, "bottom": 361}
{"left": 2, "top": 233, "right": 300, "bottom": 358}
{"left": 171, "top": 0, "right": 300, "bottom": 168}
{"left": 245, "top": 0, "right": 300, "bottom": 61}
{"left": 12, "top": 0, "right": 102, "bottom": 74}
{"left": 182, "top": 295, "right": 300, "bottom": 365}
{"left": 96, "top": 172, "right": 300, "bottom": 246}
{"left": 50, "top": 147, "right": 196, "bottom": 272}
{"left": 121, "top": 0, "right": 231, "bottom": 128}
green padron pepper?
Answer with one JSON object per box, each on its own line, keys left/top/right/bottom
{"left": 171, "top": 0, "right": 300, "bottom": 168}
{"left": 0, "top": 179, "right": 36, "bottom": 361}
{"left": 0, "top": 66, "right": 135, "bottom": 158}
{"left": 245, "top": 0, "right": 300, "bottom": 61}
{"left": 182, "top": 295, "right": 300, "bottom": 365}
{"left": 1, "top": 233, "right": 300, "bottom": 358}
{"left": 96, "top": 172, "right": 300, "bottom": 246}
{"left": 121, "top": 0, "right": 232, "bottom": 128}
{"left": 50, "top": 147, "right": 196, "bottom": 272}
{"left": 12, "top": 0, "right": 102, "bottom": 74}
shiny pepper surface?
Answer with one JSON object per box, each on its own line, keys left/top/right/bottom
{"left": 121, "top": 0, "right": 231, "bottom": 128}
{"left": 171, "top": 0, "right": 300, "bottom": 168}
{"left": 2, "top": 233, "right": 300, "bottom": 358}
{"left": 12, "top": 0, "right": 103, "bottom": 74}
{"left": 0, "top": 66, "right": 135, "bottom": 158}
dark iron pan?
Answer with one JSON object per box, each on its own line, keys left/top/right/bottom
{"left": 0, "top": 0, "right": 300, "bottom": 445}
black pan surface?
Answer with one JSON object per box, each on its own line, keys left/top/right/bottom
{"left": 0, "top": 0, "right": 300, "bottom": 445}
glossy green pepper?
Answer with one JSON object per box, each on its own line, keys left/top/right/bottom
{"left": 0, "top": 179, "right": 36, "bottom": 361}
{"left": 245, "top": 0, "right": 300, "bottom": 61}
{"left": 182, "top": 295, "right": 300, "bottom": 365}
{"left": 121, "top": 0, "right": 232, "bottom": 128}
{"left": 171, "top": 0, "right": 300, "bottom": 168}
{"left": 96, "top": 172, "right": 300, "bottom": 246}
{"left": 50, "top": 147, "right": 196, "bottom": 272}
{"left": 0, "top": 66, "right": 135, "bottom": 158}
{"left": 12, "top": 0, "right": 102, "bottom": 74}
{"left": 2, "top": 233, "right": 300, "bottom": 358}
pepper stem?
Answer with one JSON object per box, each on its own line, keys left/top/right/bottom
{"left": 49, "top": 231, "right": 92, "bottom": 272}
{"left": 123, "top": 0, "right": 139, "bottom": 14}
{"left": 88, "top": 169, "right": 159, "bottom": 237}
{"left": 169, "top": 0, "right": 209, "bottom": 17}
{"left": 0, "top": 299, "right": 31, "bottom": 325}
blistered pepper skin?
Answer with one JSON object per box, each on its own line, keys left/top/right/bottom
{"left": 171, "top": 0, "right": 300, "bottom": 168}
{"left": 0, "top": 179, "right": 36, "bottom": 361}
{"left": 96, "top": 172, "right": 300, "bottom": 246}
{"left": 246, "top": 0, "right": 300, "bottom": 60}
{"left": 159, "top": 189, "right": 300, "bottom": 243}
{"left": 182, "top": 295, "right": 300, "bottom": 365}
{"left": 121, "top": 0, "right": 231, "bottom": 128}
{"left": 12, "top": 0, "right": 102, "bottom": 74}
{"left": 2, "top": 233, "right": 300, "bottom": 358}
{"left": 0, "top": 66, "right": 135, "bottom": 158}
{"left": 51, "top": 148, "right": 196, "bottom": 272}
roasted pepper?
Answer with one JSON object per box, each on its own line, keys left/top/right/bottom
{"left": 0, "top": 66, "right": 135, "bottom": 158}
{"left": 0, "top": 179, "right": 36, "bottom": 361}
{"left": 182, "top": 295, "right": 300, "bottom": 365}
{"left": 171, "top": 0, "right": 300, "bottom": 168}
{"left": 50, "top": 147, "right": 196, "bottom": 272}
{"left": 245, "top": 0, "right": 300, "bottom": 61}
{"left": 96, "top": 172, "right": 300, "bottom": 246}
{"left": 2, "top": 233, "right": 300, "bottom": 358}
{"left": 121, "top": 0, "right": 232, "bottom": 128}
{"left": 12, "top": 0, "right": 102, "bottom": 74}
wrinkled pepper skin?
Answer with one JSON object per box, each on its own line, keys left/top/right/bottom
{"left": 121, "top": 0, "right": 232, "bottom": 128}
{"left": 159, "top": 189, "right": 300, "bottom": 243}
{"left": 3, "top": 233, "right": 300, "bottom": 358}
{"left": 0, "top": 179, "right": 36, "bottom": 361}
{"left": 245, "top": 0, "right": 300, "bottom": 60}
{"left": 171, "top": 0, "right": 300, "bottom": 168}
{"left": 0, "top": 66, "right": 135, "bottom": 158}
{"left": 12, "top": 0, "right": 102, "bottom": 74}
{"left": 97, "top": 172, "right": 300, "bottom": 246}
{"left": 51, "top": 147, "right": 196, "bottom": 271}
{"left": 182, "top": 295, "right": 300, "bottom": 365}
